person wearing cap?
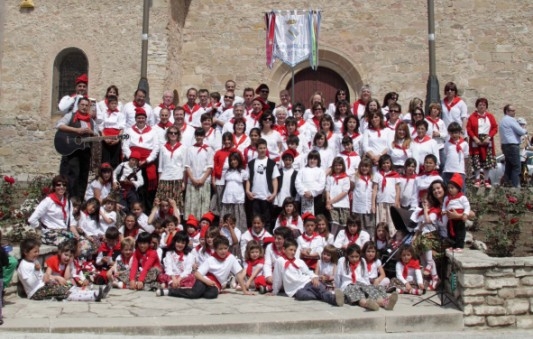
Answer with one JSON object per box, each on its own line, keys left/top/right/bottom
{"left": 56, "top": 96, "right": 98, "bottom": 198}
{"left": 466, "top": 98, "right": 498, "bottom": 188}
{"left": 442, "top": 173, "right": 471, "bottom": 253}
{"left": 256, "top": 84, "right": 276, "bottom": 111}
{"left": 58, "top": 73, "right": 88, "bottom": 115}
{"left": 113, "top": 150, "right": 144, "bottom": 213}
{"left": 499, "top": 104, "right": 527, "bottom": 188}
{"left": 184, "top": 214, "right": 201, "bottom": 248}
{"left": 85, "top": 162, "right": 117, "bottom": 202}
{"left": 123, "top": 88, "right": 155, "bottom": 129}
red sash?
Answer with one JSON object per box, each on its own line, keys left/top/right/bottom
{"left": 103, "top": 128, "right": 121, "bottom": 136}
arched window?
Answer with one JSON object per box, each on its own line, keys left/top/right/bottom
{"left": 52, "top": 48, "right": 88, "bottom": 114}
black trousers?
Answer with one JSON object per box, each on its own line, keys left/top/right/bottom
{"left": 59, "top": 148, "right": 91, "bottom": 200}
{"left": 168, "top": 280, "right": 218, "bottom": 299}
{"left": 101, "top": 141, "right": 122, "bottom": 168}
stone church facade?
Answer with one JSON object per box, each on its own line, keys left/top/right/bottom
{"left": 0, "top": 0, "right": 531, "bottom": 177}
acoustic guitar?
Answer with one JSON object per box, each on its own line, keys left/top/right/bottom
{"left": 54, "top": 132, "right": 129, "bottom": 156}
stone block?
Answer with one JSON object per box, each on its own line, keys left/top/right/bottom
{"left": 505, "top": 299, "right": 530, "bottom": 315}
{"left": 463, "top": 304, "right": 473, "bottom": 316}
{"left": 485, "top": 277, "right": 518, "bottom": 290}
{"left": 498, "top": 288, "right": 516, "bottom": 299}
{"left": 464, "top": 288, "right": 497, "bottom": 296}
{"left": 486, "top": 296, "right": 504, "bottom": 306}
{"left": 485, "top": 268, "right": 514, "bottom": 278}
{"left": 516, "top": 315, "right": 533, "bottom": 329}
{"left": 486, "top": 316, "right": 516, "bottom": 327}
{"left": 462, "top": 296, "right": 485, "bottom": 305}
{"left": 473, "top": 305, "right": 506, "bottom": 316}
{"left": 463, "top": 316, "right": 486, "bottom": 327}
{"left": 515, "top": 268, "right": 533, "bottom": 277}
{"left": 459, "top": 274, "right": 484, "bottom": 288}
{"left": 520, "top": 276, "right": 533, "bottom": 286}
{"left": 515, "top": 288, "right": 533, "bottom": 298}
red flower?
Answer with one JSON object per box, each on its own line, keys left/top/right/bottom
{"left": 42, "top": 187, "right": 51, "bottom": 195}
{"left": 526, "top": 202, "right": 533, "bottom": 211}
{"left": 0, "top": 211, "right": 4, "bottom": 219}
{"left": 3, "top": 175, "right": 15, "bottom": 185}
{"left": 510, "top": 218, "right": 519, "bottom": 224}
{"left": 507, "top": 195, "right": 518, "bottom": 204}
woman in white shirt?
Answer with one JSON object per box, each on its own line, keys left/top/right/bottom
{"left": 157, "top": 126, "right": 187, "bottom": 213}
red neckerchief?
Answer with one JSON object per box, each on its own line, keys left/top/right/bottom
{"left": 297, "top": 118, "right": 306, "bottom": 128}
{"left": 233, "top": 134, "right": 247, "bottom": 148}
{"left": 97, "top": 241, "right": 121, "bottom": 256}
{"left": 178, "top": 123, "right": 188, "bottom": 133}
{"left": 250, "top": 111, "right": 263, "bottom": 125}
{"left": 403, "top": 173, "right": 416, "bottom": 184}
{"left": 413, "top": 135, "right": 431, "bottom": 143}
{"left": 205, "top": 127, "right": 214, "bottom": 139}
{"left": 287, "top": 129, "right": 299, "bottom": 137}
{"left": 246, "top": 258, "right": 265, "bottom": 276}
{"left": 46, "top": 255, "right": 66, "bottom": 276}
{"left": 48, "top": 193, "right": 67, "bottom": 221}
{"left": 183, "top": 103, "right": 201, "bottom": 121}
{"left": 273, "top": 245, "right": 283, "bottom": 258}
{"left": 243, "top": 145, "right": 257, "bottom": 164}
{"left": 325, "top": 130, "right": 334, "bottom": 141}
{"left": 347, "top": 232, "right": 360, "bottom": 245}
{"left": 174, "top": 250, "right": 184, "bottom": 262}
{"left": 345, "top": 131, "right": 360, "bottom": 139}
{"left": 380, "top": 170, "right": 399, "bottom": 192}
{"left": 449, "top": 137, "right": 465, "bottom": 154}
{"left": 332, "top": 172, "right": 348, "bottom": 184}
{"left": 274, "top": 124, "right": 287, "bottom": 137}
{"left": 188, "top": 229, "right": 199, "bottom": 238}
{"left": 352, "top": 99, "right": 366, "bottom": 116}
{"left": 159, "top": 103, "right": 176, "bottom": 111}
{"left": 402, "top": 258, "right": 420, "bottom": 279}
{"left": 366, "top": 259, "right": 375, "bottom": 273}
{"left": 158, "top": 121, "right": 173, "bottom": 129}
{"left": 279, "top": 214, "right": 298, "bottom": 227}
{"left": 212, "top": 251, "right": 229, "bottom": 262}
{"left": 165, "top": 231, "right": 177, "bottom": 248}
{"left": 107, "top": 108, "right": 119, "bottom": 117}
{"left": 443, "top": 96, "right": 461, "bottom": 112}
{"left": 474, "top": 111, "right": 487, "bottom": 120}
{"left": 341, "top": 150, "right": 358, "bottom": 170}
{"left": 445, "top": 192, "right": 464, "bottom": 209}
{"left": 284, "top": 257, "right": 299, "bottom": 270}
{"left": 418, "top": 170, "right": 440, "bottom": 177}
{"left": 251, "top": 228, "right": 266, "bottom": 242}
{"left": 194, "top": 143, "right": 209, "bottom": 154}
{"left": 445, "top": 193, "right": 464, "bottom": 237}
{"left": 311, "top": 116, "right": 321, "bottom": 129}
{"left": 417, "top": 206, "right": 442, "bottom": 221}
{"left": 124, "top": 227, "right": 139, "bottom": 239}
{"left": 369, "top": 126, "right": 382, "bottom": 137}
{"left": 301, "top": 232, "right": 319, "bottom": 243}
{"left": 133, "top": 100, "right": 144, "bottom": 109}
{"left": 426, "top": 116, "right": 440, "bottom": 130}
{"left": 349, "top": 261, "right": 360, "bottom": 283}
{"left": 394, "top": 143, "right": 408, "bottom": 156}
{"left": 73, "top": 110, "right": 91, "bottom": 124}
{"left": 359, "top": 174, "right": 371, "bottom": 188}
{"left": 164, "top": 142, "right": 182, "bottom": 158}
{"left": 132, "top": 125, "right": 152, "bottom": 143}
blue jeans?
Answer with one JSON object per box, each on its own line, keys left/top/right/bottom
{"left": 502, "top": 144, "right": 521, "bottom": 187}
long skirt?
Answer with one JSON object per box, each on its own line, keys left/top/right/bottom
{"left": 184, "top": 182, "right": 211, "bottom": 220}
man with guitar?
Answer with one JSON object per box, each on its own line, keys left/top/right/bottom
{"left": 57, "top": 96, "right": 98, "bottom": 199}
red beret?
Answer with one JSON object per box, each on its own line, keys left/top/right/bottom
{"left": 282, "top": 149, "right": 297, "bottom": 160}
{"left": 76, "top": 74, "right": 88, "bottom": 85}
{"left": 200, "top": 225, "right": 208, "bottom": 239}
{"left": 200, "top": 211, "right": 216, "bottom": 225}
{"left": 135, "top": 107, "right": 146, "bottom": 116}
{"left": 100, "top": 162, "right": 113, "bottom": 170}
{"left": 302, "top": 212, "right": 316, "bottom": 222}
{"left": 252, "top": 96, "right": 269, "bottom": 112}
{"left": 185, "top": 214, "right": 199, "bottom": 229}
{"left": 129, "top": 150, "right": 141, "bottom": 160}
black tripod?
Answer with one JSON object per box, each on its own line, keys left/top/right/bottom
{"left": 412, "top": 237, "right": 459, "bottom": 308}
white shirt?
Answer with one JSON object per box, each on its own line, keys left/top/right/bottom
{"left": 184, "top": 144, "right": 214, "bottom": 182}
{"left": 351, "top": 174, "right": 373, "bottom": 214}
{"left": 121, "top": 125, "right": 159, "bottom": 162}
{"left": 274, "top": 215, "right": 304, "bottom": 234}
{"left": 335, "top": 257, "right": 370, "bottom": 290}
{"left": 334, "top": 229, "right": 370, "bottom": 249}
{"left": 326, "top": 175, "right": 350, "bottom": 208}
{"left": 99, "top": 207, "right": 117, "bottom": 230}
{"left": 198, "top": 254, "right": 243, "bottom": 288}
{"left": 79, "top": 212, "right": 104, "bottom": 236}
{"left": 250, "top": 157, "right": 280, "bottom": 200}
{"left": 17, "top": 259, "right": 45, "bottom": 299}
{"left": 163, "top": 251, "right": 194, "bottom": 277}
{"left": 158, "top": 143, "right": 187, "bottom": 180}
{"left": 443, "top": 139, "right": 469, "bottom": 174}
{"left": 297, "top": 233, "right": 326, "bottom": 258}
{"left": 295, "top": 166, "right": 326, "bottom": 197}
{"left": 113, "top": 162, "right": 144, "bottom": 189}
{"left": 272, "top": 256, "right": 316, "bottom": 297}
{"left": 395, "top": 261, "right": 423, "bottom": 285}
{"left": 84, "top": 180, "right": 112, "bottom": 201}
{"left": 123, "top": 101, "right": 155, "bottom": 128}
{"left": 373, "top": 170, "right": 399, "bottom": 204}
{"left": 362, "top": 128, "right": 393, "bottom": 156}
{"left": 441, "top": 98, "right": 468, "bottom": 129}
{"left": 28, "top": 196, "right": 75, "bottom": 229}
{"left": 240, "top": 228, "right": 273, "bottom": 259}
{"left": 222, "top": 169, "right": 249, "bottom": 204}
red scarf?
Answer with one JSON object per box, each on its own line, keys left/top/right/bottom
{"left": 158, "top": 121, "right": 173, "bottom": 129}
{"left": 212, "top": 251, "right": 229, "bottom": 262}
{"left": 165, "top": 231, "right": 177, "bottom": 248}
{"left": 347, "top": 232, "right": 360, "bottom": 245}
{"left": 359, "top": 174, "right": 371, "bottom": 188}
{"left": 284, "top": 257, "right": 299, "bottom": 270}
{"left": 301, "top": 232, "right": 319, "bottom": 243}
{"left": 164, "top": 142, "right": 182, "bottom": 158}
{"left": 419, "top": 170, "right": 440, "bottom": 177}
{"left": 73, "top": 110, "right": 91, "bottom": 124}
{"left": 107, "top": 108, "right": 119, "bottom": 117}
{"left": 443, "top": 96, "right": 461, "bottom": 112}
{"left": 273, "top": 245, "right": 283, "bottom": 258}
{"left": 425, "top": 117, "right": 440, "bottom": 131}
{"left": 159, "top": 103, "right": 176, "bottom": 111}
{"left": 250, "top": 111, "right": 263, "bottom": 125}
{"left": 46, "top": 255, "right": 67, "bottom": 277}
{"left": 174, "top": 250, "right": 184, "bottom": 262}
{"left": 402, "top": 259, "right": 421, "bottom": 279}
{"left": 369, "top": 126, "right": 382, "bottom": 137}
{"left": 205, "top": 127, "right": 215, "bottom": 139}
{"left": 344, "top": 131, "right": 360, "bottom": 140}
{"left": 449, "top": 137, "right": 465, "bottom": 155}
{"left": 341, "top": 151, "right": 357, "bottom": 169}
{"left": 403, "top": 173, "right": 416, "bottom": 185}
{"left": 332, "top": 172, "right": 348, "bottom": 185}
{"left": 279, "top": 215, "right": 298, "bottom": 227}
{"left": 349, "top": 261, "right": 360, "bottom": 283}
{"left": 352, "top": 99, "right": 366, "bottom": 117}
{"left": 251, "top": 229, "right": 266, "bottom": 242}
{"left": 124, "top": 226, "right": 140, "bottom": 239}
{"left": 311, "top": 116, "right": 321, "bottom": 129}
{"left": 194, "top": 143, "right": 209, "bottom": 154}
{"left": 380, "top": 170, "right": 399, "bottom": 192}
{"left": 243, "top": 145, "right": 257, "bottom": 164}
{"left": 133, "top": 100, "right": 144, "bottom": 109}
{"left": 366, "top": 259, "right": 375, "bottom": 273}
{"left": 233, "top": 134, "right": 247, "bottom": 148}
{"left": 48, "top": 193, "right": 67, "bottom": 221}
{"left": 413, "top": 135, "right": 431, "bottom": 143}
{"left": 246, "top": 258, "right": 265, "bottom": 276}
{"left": 183, "top": 103, "right": 201, "bottom": 121}
{"left": 297, "top": 118, "right": 306, "bottom": 128}
{"left": 132, "top": 125, "right": 151, "bottom": 143}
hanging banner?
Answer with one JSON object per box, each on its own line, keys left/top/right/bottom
{"left": 265, "top": 12, "right": 276, "bottom": 69}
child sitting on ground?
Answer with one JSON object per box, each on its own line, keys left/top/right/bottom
{"left": 107, "top": 237, "right": 135, "bottom": 289}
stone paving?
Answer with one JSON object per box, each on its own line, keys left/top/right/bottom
{"left": 0, "top": 288, "right": 463, "bottom": 335}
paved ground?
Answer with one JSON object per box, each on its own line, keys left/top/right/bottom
{"left": 0, "top": 288, "right": 463, "bottom": 335}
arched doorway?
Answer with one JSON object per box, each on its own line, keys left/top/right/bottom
{"left": 52, "top": 48, "right": 88, "bottom": 114}
{"left": 285, "top": 66, "right": 350, "bottom": 108}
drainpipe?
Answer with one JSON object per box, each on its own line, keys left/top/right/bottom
{"left": 138, "top": 0, "right": 150, "bottom": 104}
{"left": 425, "top": 0, "right": 440, "bottom": 113}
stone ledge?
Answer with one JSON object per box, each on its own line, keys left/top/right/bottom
{"left": 448, "top": 249, "right": 533, "bottom": 270}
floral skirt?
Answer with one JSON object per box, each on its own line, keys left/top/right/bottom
{"left": 31, "top": 284, "right": 71, "bottom": 300}
{"left": 343, "top": 282, "right": 388, "bottom": 304}
{"left": 220, "top": 203, "right": 247, "bottom": 233}
{"left": 184, "top": 183, "right": 211, "bottom": 220}
{"left": 156, "top": 179, "right": 184, "bottom": 215}
{"left": 41, "top": 228, "right": 73, "bottom": 247}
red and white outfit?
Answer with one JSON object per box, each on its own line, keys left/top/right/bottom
{"left": 411, "top": 171, "right": 443, "bottom": 209}
{"left": 274, "top": 214, "right": 304, "bottom": 234}
{"left": 362, "top": 127, "right": 393, "bottom": 158}
{"left": 411, "top": 135, "right": 440, "bottom": 173}
{"left": 183, "top": 103, "right": 202, "bottom": 126}
{"left": 240, "top": 228, "right": 273, "bottom": 259}
{"left": 297, "top": 232, "right": 326, "bottom": 270}
{"left": 334, "top": 229, "right": 370, "bottom": 249}
{"left": 338, "top": 150, "right": 361, "bottom": 177}
{"left": 443, "top": 137, "right": 469, "bottom": 175}
{"left": 153, "top": 103, "right": 176, "bottom": 125}
{"left": 123, "top": 101, "right": 155, "bottom": 128}
{"left": 197, "top": 254, "right": 243, "bottom": 291}
{"left": 96, "top": 101, "right": 125, "bottom": 136}
{"left": 425, "top": 116, "right": 448, "bottom": 150}
{"left": 122, "top": 124, "right": 160, "bottom": 190}
{"left": 176, "top": 123, "right": 196, "bottom": 148}
{"left": 441, "top": 96, "right": 468, "bottom": 129}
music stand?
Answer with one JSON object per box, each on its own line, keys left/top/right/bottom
{"left": 382, "top": 207, "right": 416, "bottom": 270}
{"left": 412, "top": 237, "right": 459, "bottom": 309}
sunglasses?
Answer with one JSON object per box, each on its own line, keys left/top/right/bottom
{"left": 293, "top": 109, "right": 302, "bottom": 113}
{"left": 391, "top": 97, "right": 398, "bottom": 100}
{"left": 168, "top": 131, "right": 179, "bottom": 135}
{"left": 224, "top": 96, "right": 234, "bottom": 99}
{"left": 390, "top": 109, "right": 400, "bottom": 113}
{"left": 313, "top": 108, "right": 323, "bottom": 112}
{"left": 445, "top": 89, "right": 456, "bottom": 92}
{"left": 55, "top": 183, "right": 67, "bottom": 187}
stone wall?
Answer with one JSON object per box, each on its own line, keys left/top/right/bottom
{"left": 451, "top": 249, "right": 533, "bottom": 329}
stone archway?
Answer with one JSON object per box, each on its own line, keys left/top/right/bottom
{"left": 267, "top": 47, "right": 363, "bottom": 107}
